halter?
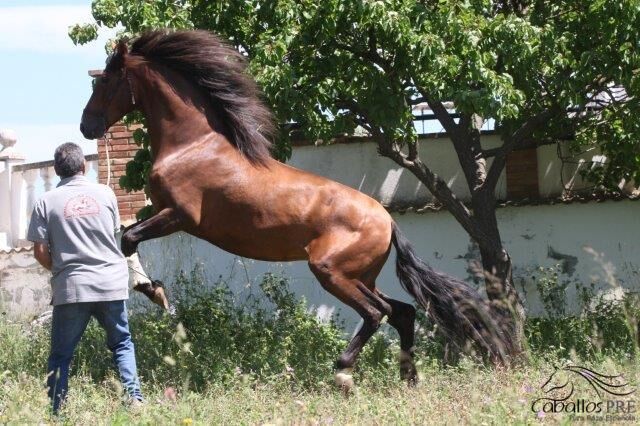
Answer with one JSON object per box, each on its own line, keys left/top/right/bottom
{"left": 98, "top": 69, "right": 136, "bottom": 108}
{"left": 91, "top": 71, "right": 136, "bottom": 189}
{"left": 126, "top": 73, "right": 136, "bottom": 106}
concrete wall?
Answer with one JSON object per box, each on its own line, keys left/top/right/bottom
{"left": 136, "top": 199, "right": 639, "bottom": 329}
{"left": 2, "top": 138, "right": 637, "bottom": 326}
{"left": 290, "top": 136, "right": 507, "bottom": 205}
{"left": 0, "top": 248, "right": 51, "bottom": 321}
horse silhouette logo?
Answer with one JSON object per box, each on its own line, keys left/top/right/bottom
{"left": 532, "top": 365, "right": 636, "bottom": 415}
{"left": 64, "top": 195, "right": 100, "bottom": 219}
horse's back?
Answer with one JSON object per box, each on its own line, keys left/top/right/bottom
{"left": 187, "top": 156, "right": 393, "bottom": 263}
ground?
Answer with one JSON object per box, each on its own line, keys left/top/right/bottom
{"left": 1, "top": 358, "right": 638, "bottom": 425}
{"left": 2, "top": 273, "right": 638, "bottom": 424}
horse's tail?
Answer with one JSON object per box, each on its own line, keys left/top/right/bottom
{"left": 391, "top": 222, "right": 513, "bottom": 364}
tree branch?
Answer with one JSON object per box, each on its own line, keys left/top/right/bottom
{"left": 338, "top": 96, "right": 483, "bottom": 240}
{"left": 333, "top": 35, "right": 393, "bottom": 76}
{"left": 378, "top": 144, "right": 484, "bottom": 240}
{"left": 484, "top": 108, "right": 557, "bottom": 191}
{"left": 416, "top": 90, "right": 459, "bottom": 135}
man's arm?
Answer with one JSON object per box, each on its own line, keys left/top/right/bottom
{"left": 33, "top": 242, "right": 52, "bottom": 271}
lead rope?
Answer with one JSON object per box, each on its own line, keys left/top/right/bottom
{"left": 104, "top": 131, "right": 112, "bottom": 188}
{"left": 103, "top": 72, "right": 135, "bottom": 189}
{"left": 128, "top": 265, "right": 151, "bottom": 281}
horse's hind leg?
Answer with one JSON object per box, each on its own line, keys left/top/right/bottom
{"left": 308, "top": 261, "right": 391, "bottom": 393}
{"left": 378, "top": 292, "right": 418, "bottom": 385}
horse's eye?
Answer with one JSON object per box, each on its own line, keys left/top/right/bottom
{"left": 101, "top": 76, "right": 109, "bottom": 84}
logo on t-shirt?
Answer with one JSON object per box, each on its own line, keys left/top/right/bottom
{"left": 64, "top": 195, "right": 100, "bottom": 219}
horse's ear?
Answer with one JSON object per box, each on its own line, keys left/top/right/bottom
{"left": 105, "top": 40, "right": 128, "bottom": 72}
{"left": 116, "top": 39, "right": 128, "bottom": 56}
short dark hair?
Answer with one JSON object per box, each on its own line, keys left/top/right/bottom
{"left": 54, "top": 143, "right": 85, "bottom": 178}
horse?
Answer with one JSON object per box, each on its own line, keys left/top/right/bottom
{"left": 80, "top": 30, "right": 514, "bottom": 391}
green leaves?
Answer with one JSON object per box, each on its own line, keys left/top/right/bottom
{"left": 92, "top": 0, "right": 121, "bottom": 27}
{"left": 68, "top": 23, "right": 98, "bottom": 45}
{"left": 74, "top": 0, "right": 640, "bottom": 199}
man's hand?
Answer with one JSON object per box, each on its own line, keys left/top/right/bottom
{"left": 33, "top": 242, "right": 52, "bottom": 271}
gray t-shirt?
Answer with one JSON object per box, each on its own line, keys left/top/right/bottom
{"left": 27, "top": 174, "right": 128, "bottom": 305}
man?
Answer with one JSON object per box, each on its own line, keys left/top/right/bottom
{"left": 27, "top": 142, "right": 144, "bottom": 412}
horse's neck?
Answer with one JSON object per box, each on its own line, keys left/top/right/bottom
{"left": 134, "top": 65, "right": 227, "bottom": 160}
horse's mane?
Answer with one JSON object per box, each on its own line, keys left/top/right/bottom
{"left": 127, "top": 30, "right": 275, "bottom": 165}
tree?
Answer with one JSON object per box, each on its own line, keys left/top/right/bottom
{"left": 71, "top": 0, "right": 640, "bottom": 353}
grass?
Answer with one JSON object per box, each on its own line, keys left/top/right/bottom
{"left": 1, "top": 269, "right": 639, "bottom": 424}
{"left": 3, "top": 357, "right": 637, "bottom": 424}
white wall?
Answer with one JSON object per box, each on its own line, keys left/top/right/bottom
{"left": 537, "top": 143, "right": 595, "bottom": 197}
{"left": 3, "top": 137, "right": 637, "bottom": 326}
{"left": 289, "top": 135, "right": 507, "bottom": 205}
{"left": 137, "top": 200, "right": 639, "bottom": 329}
{"left": 0, "top": 248, "right": 51, "bottom": 320}
{"left": 132, "top": 137, "right": 639, "bottom": 328}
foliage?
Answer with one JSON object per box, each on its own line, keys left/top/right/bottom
{"left": 526, "top": 294, "right": 640, "bottom": 360}
{"left": 2, "top": 267, "right": 640, "bottom": 423}
{"left": 70, "top": 269, "right": 349, "bottom": 390}
{"left": 70, "top": 0, "right": 640, "bottom": 192}
{"left": 3, "top": 267, "right": 639, "bottom": 392}
{"left": 117, "top": 113, "right": 154, "bottom": 219}
{"left": 0, "top": 319, "right": 49, "bottom": 376}
{"left": 4, "top": 358, "right": 637, "bottom": 425}
{"left": 532, "top": 263, "right": 570, "bottom": 318}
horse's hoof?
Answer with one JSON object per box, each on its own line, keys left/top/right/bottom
{"left": 335, "top": 368, "right": 354, "bottom": 394}
{"left": 133, "top": 283, "right": 155, "bottom": 298}
{"left": 133, "top": 282, "right": 171, "bottom": 311}
{"left": 152, "top": 285, "right": 170, "bottom": 311}
{"left": 399, "top": 350, "right": 418, "bottom": 386}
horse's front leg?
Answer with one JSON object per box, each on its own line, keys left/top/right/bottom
{"left": 126, "top": 251, "right": 170, "bottom": 310}
{"left": 121, "top": 207, "right": 183, "bottom": 257}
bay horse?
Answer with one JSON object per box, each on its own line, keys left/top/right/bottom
{"left": 80, "top": 30, "right": 513, "bottom": 390}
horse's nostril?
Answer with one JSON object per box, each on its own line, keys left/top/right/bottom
{"left": 80, "top": 123, "right": 85, "bottom": 134}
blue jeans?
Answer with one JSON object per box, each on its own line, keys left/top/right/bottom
{"left": 47, "top": 300, "right": 143, "bottom": 412}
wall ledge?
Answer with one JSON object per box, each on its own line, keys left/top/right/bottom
{"left": 385, "top": 191, "right": 640, "bottom": 215}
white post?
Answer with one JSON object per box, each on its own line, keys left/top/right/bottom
{"left": 0, "top": 129, "right": 25, "bottom": 249}
{"left": 14, "top": 169, "right": 40, "bottom": 244}
{"left": 10, "top": 169, "right": 24, "bottom": 247}
{"left": 23, "top": 169, "right": 39, "bottom": 241}
{"left": 40, "top": 166, "right": 55, "bottom": 192}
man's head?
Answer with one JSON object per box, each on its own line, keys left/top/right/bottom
{"left": 54, "top": 143, "right": 85, "bottom": 178}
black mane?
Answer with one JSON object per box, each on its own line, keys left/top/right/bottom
{"left": 128, "top": 30, "right": 275, "bottom": 165}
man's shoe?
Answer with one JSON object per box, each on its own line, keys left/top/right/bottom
{"left": 126, "top": 397, "right": 145, "bottom": 412}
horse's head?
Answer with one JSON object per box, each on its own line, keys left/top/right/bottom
{"left": 80, "top": 40, "right": 136, "bottom": 139}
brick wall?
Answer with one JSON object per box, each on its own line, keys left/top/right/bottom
{"left": 96, "top": 123, "right": 147, "bottom": 224}
{"left": 505, "top": 147, "right": 539, "bottom": 199}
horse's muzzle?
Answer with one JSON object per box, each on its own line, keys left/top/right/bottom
{"left": 80, "top": 110, "right": 107, "bottom": 139}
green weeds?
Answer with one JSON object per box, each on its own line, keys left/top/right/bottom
{"left": 1, "top": 264, "right": 639, "bottom": 424}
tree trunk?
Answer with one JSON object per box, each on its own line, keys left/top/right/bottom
{"left": 378, "top": 145, "right": 526, "bottom": 359}
{"left": 473, "top": 192, "right": 526, "bottom": 356}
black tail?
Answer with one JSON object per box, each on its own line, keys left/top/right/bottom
{"left": 391, "top": 222, "right": 514, "bottom": 364}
